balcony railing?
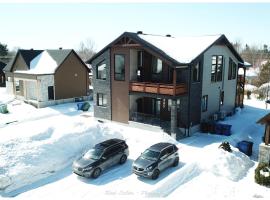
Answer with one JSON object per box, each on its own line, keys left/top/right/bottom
{"left": 129, "top": 112, "right": 170, "bottom": 128}
{"left": 129, "top": 81, "right": 187, "bottom": 96}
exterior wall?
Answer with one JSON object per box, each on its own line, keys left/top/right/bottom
{"left": 37, "top": 75, "right": 54, "bottom": 102}
{"left": 111, "top": 47, "right": 130, "bottom": 123}
{"left": 259, "top": 143, "right": 270, "bottom": 164}
{"left": 12, "top": 54, "right": 28, "bottom": 71}
{"left": 189, "top": 58, "right": 203, "bottom": 127}
{"left": 12, "top": 74, "right": 54, "bottom": 103}
{"left": 54, "top": 51, "right": 89, "bottom": 100}
{"left": 5, "top": 72, "right": 14, "bottom": 94}
{"left": 130, "top": 49, "right": 138, "bottom": 81}
{"left": 25, "top": 80, "right": 37, "bottom": 100}
{"left": 92, "top": 49, "right": 112, "bottom": 120}
{"left": 201, "top": 45, "right": 238, "bottom": 121}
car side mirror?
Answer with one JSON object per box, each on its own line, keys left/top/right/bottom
{"left": 101, "top": 156, "right": 106, "bottom": 160}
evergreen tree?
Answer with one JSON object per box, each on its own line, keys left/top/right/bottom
{"left": 0, "top": 42, "right": 8, "bottom": 56}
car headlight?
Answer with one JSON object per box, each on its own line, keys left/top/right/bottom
{"left": 146, "top": 165, "right": 153, "bottom": 171}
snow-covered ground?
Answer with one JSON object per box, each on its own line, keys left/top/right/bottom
{"left": 0, "top": 87, "right": 270, "bottom": 199}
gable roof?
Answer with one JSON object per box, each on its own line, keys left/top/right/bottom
{"left": 87, "top": 32, "right": 244, "bottom": 66}
{"left": 3, "top": 49, "right": 43, "bottom": 72}
{"left": 4, "top": 49, "right": 89, "bottom": 75}
{"left": 257, "top": 113, "right": 270, "bottom": 125}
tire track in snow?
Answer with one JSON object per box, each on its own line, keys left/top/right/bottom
{"left": 146, "top": 162, "right": 202, "bottom": 197}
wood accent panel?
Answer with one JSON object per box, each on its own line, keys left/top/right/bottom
{"left": 130, "top": 82, "right": 187, "bottom": 96}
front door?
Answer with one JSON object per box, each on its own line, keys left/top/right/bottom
{"left": 48, "top": 86, "right": 54, "bottom": 100}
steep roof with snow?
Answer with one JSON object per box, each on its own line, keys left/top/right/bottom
{"left": 6, "top": 49, "right": 76, "bottom": 75}
{"left": 87, "top": 32, "right": 244, "bottom": 65}
{"left": 137, "top": 34, "right": 222, "bottom": 64}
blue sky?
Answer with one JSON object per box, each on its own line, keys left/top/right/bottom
{"left": 1, "top": 3, "right": 270, "bottom": 51}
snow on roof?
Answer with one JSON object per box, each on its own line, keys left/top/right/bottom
{"left": 14, "top": 50, "right": 58, "bottom": 74}
{"left": 138, "top": 34, "right": 222, "bottom": 63}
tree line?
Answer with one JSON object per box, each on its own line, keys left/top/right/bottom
{"left": 0, "top": 39, "right": 96, "bottom": 64}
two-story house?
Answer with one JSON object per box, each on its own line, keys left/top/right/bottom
{"left": 87, "top": 31, "right": 248, "bottom": 138}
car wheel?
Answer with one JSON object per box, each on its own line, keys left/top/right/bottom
{"left": 172, "top": 157, "right": 179, "bottom": 167}
{"left": 151, "top": 169, "right": 160, "bottom": 180}
{"left": 119, "top": 154, "right": 127, "bottom": 164}
{"left": 92, "top": 168, "right": 101, "bottom": 179}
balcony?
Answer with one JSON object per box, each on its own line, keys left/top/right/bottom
{"left": 129, "top": 81, "right": 187, "bottom": 96}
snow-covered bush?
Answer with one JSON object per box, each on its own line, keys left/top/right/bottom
{"left": 255, "top": 163, "right": 270, "bottom": 187}
{"left": 219, "top": 142, "right": 232, "bottom": 152}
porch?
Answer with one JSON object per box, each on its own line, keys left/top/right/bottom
{"left": 129, "top": 95, "right": 185, "bottom": 139}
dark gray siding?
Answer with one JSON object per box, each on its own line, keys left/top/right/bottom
{"left": 91, "top": 49, "right": 111, "bottom": 120}
{"left": 189, "top": 58, "right": 203, "bottom": 126}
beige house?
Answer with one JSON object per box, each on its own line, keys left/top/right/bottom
{"left": 4, "top": 49, "right": 89, "bottom": 108}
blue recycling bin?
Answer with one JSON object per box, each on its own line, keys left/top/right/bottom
{"left": 237, "top": 141, "right": 253, "bottom": 156}
{"left": 214, "top": 123, "right": 232, "bottom": 136}
{"left": 77, "top": 102, "right": 84, "bottom": 110}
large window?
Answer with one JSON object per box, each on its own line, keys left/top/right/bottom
{"left": 114, "top": 54, "right": 125, "bottom": 81}
{"left": 152, "top": 58, "right": 162, "bottom": 74}
{"left": 97, "top": 93, "right": 107, "bottom": 107}
{"left": 192, "top": 62, "right": 201, "bottom": 82}
{"left": 202, "top": 95, "right": 208, "bottom": 112}
{"left": 211, "top": 55, "right": 223, "bottom": 82}
{"left": 96, "top": 61, "right": 106, "bottom": 80}
{"left": 228, "top": 58, "right": 237, "bottom": 80}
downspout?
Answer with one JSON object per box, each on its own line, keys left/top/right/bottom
{"left": 187, "top": 64, "right": 192, "bottom": 137}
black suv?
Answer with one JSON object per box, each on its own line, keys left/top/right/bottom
{"left": 132, "top": 142, "right": 179, "bottom": 180}
{"left": 72, "top": 138, "right": 129, "bottom": 178}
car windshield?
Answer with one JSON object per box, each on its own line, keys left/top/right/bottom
{"left": 141, "top": 149, "right": 160, "bottom": 161}
{"left": 83, "top": 148, "right": 103, "bottom": 160}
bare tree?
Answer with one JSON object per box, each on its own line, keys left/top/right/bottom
{"left": 76, "top": 39, "right": 96, "bottom": 62}
{"left": 232, "top": 39, "right": 243, "bottom": 54}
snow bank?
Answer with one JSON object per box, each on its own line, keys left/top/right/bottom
{"left": 198, "top": 144, "right": 254, "bottom": 181}
{"left": 0, "top": 118, "right": 123, "bottom": 193}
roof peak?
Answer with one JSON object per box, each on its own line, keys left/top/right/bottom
{"left": 126, "top": 31, "right": 223, "bottom": 39}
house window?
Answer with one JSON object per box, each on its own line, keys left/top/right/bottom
{"left": 168, "top": 99, "right": 172, "bottom": 111}
{"left": 138, "top": 51, "right": 143, "bottom": 67}
{"left": 15, "top": 80, "right": 20, "bottom": 92}
{"left": 211, "top": 55, "right": 223, "bottom": 82}
{"left": 97, "top": 93, "right": 107, "bottom": 107}
{"left": 97, "top": 61, "right": 106, "bottom": 80}
{"left": 220, "top": 91, "right": 224, "bottom": 106}
{"left": 202, "top": 95, "right": 208, "bottom": 112}
{"left": 192, "top": 62, "right": 201, "bottom": 82}
{"left": 152, "top": 58, "right": 162, "bottom": 74}
{"left": 228, "top": 58, "right": 237, "bottom": 80}
{"left": 114, "top": 54, "right": 125, "bottom": 81}
{"left": 232, "top": 62, "right": 237, "bottom": 79}
{"left": 177, "top": 99, "right": 181, "bottom": 110}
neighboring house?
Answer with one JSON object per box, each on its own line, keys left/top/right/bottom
{"left": 0, "top": 61, "right": 6, "bottom": 87}
{"left": 87, "top": 31, "right": 249, "bottom": 138}
{"left": 3, "top": 49, "right": 90, "bottom": 108}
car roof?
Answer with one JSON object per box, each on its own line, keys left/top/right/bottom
{"left": 95, "top": 138, "right": 125, "bottom": 149}
{"left": 148, "top": 142, "right": 174, "bottom": 152}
